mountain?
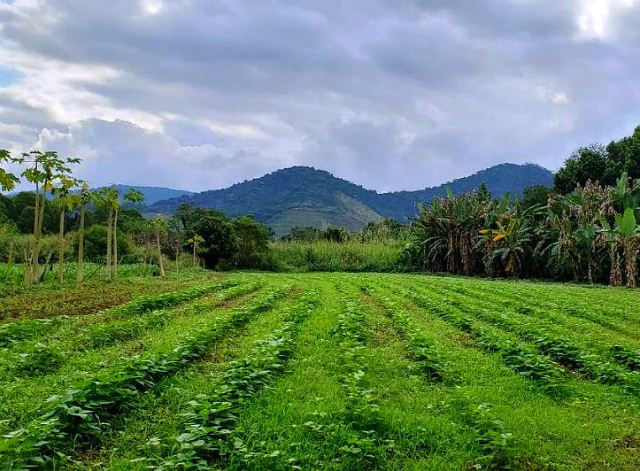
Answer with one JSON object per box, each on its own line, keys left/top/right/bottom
{"left": 6, "top": 185, "right": 193, "bottom": 205}
{"left": 100, "top": 185, "right": 193, "bottom": 205}
{"left": 147, "top": 163, "right": 553, "bottom": 235}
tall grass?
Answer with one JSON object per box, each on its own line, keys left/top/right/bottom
{"left": 269, "top": 240, "right": 410, "bottom": 272}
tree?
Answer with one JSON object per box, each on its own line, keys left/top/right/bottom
{"left": 78, "top": 225, "right": 129, "bottom": 262}
{"left": 520, "top": 185, "right": 552, "bottom": 210}
{"left": 93, "top": 187, "right": 119, "bottom": 280}
{"left": 187, "top": 234, "right": 205, "bottom": 267}
{"left": 604, "top": 126, "right": 640, "bottom": 183}
{"left": 0, "top": 150, "right": 19, "bottom": 192}
{"left": 410, "top": 188, "right": 492, "bottom": 275}
{"left": 14, "top": 151, "right": 80, "bottom": 283}
{"left": 479, "top": 207, "right": 536, "bottom": 278}
{"left": 152, "top": 215, "right": 167, "bottom": 277}
{"left": 192, "top": 214, "right": 236, "bottom": 269}
{"left": 52, "top": 177, "right": 78, "bottom": 284}
{"left": 113, "top": 188, "right": 145, "bottom": 277}
{"left": 554, "top": 145, "right": 608, "bottom": 194}
{"left": 74, "top": 182, "right": 92, "bottom": 282}
{"left": 231, "top": 215, "right": 271, "bottom": 268}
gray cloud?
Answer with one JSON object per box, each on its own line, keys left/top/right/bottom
{"left": 1, "top": 0, "right": 640, "bottom": 191}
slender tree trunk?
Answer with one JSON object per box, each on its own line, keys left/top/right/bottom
{"left": 32, "top": 191, "right": 46, "bottom": 282}
{"left": 77, "top": 207, "right": 85, "bottom": 283}
{"left": 27, "top": 182, "right": 39, "bottom": 285}
{"left": 193, "top": 242, "right": 197, "bottom": 266}
{"left": 29, "top": 189, "right": 42, "bottom": 284}
{"left": 175, "top": 249, "right": 179, "bottom": 274}
{"left": 23, "top": 248, "right": 30, "bottom": 284}
{"left": 106, "top": 209, "right": 113, "bottom": 281}
{"left": 57, "top": 204, "right": 65, "bottom": 284}
{"left": 156, "top": 230, "right": 165, "bottom": 277}
{"left": 112, "top": 209, "right": 118, "bottom": 279}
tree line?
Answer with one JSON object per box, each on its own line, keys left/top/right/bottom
{"left": 0, "top": 150, "right": 272, "bottom": 285}
{"left": 408, "top": 125, "right": 640, "bottom": 287}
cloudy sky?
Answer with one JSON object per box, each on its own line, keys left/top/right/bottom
{"left": 1, "top": 0, "right": 639, "bottom": 192}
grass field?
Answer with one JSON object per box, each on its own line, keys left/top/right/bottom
{"left": 2, "top": 272, "right": 640, "bottom": 470}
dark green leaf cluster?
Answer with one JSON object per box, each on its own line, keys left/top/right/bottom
{"left": 611, "top": 345, "right": 640, "bottom": 372}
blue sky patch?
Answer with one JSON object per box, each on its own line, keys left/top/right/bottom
{"left": 0, "top": 65, "right": 23, "bottom": 87}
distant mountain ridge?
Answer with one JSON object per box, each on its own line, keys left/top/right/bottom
{"left": 98, "top": 185, "right": 193, "bottom": 205}
{"left": 7, "top": 184, "right": 193, "bottom": 205}
{"left": 147, "top": 163, "right": 553, "bottom": 235}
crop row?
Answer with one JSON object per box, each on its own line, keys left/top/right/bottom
{"left": 442, "top": 278, "right": 640, "bottom": 334}
{"left": 0, "top": 280, "right": 235, "bottom": 348}
{"left": 479, "top": 310, "right": 640, "bottom": 393}
{"left": 324, "top": 293, "right": 396, "bottom": 467}
{"left": 364, "top": 282, "right": 521, "bottom": 468}
{"left": 0, "top": 284, "right": 292, "bottom": 469}
{"left": 159, "top": 289, "right": 321, "bottom": 470}
{"left": 362, "top": 286, "right": 446, "bottom": 382}
{"left": 418, "top": 282, "right": 640, "bottom": 393}
{"left": 396, "top": 287, "right": 567, "bottom": 397}
{"left": 436, "top": 280, "right": 640, "bottom": 351}
{"left": 2, "top": 283, "right": 262, "bottom": 380}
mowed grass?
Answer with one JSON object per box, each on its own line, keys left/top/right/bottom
{"left": 1, "top": 272, "right": 640, "bottom": 470}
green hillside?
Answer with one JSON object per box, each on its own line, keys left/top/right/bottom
{"left": 147, "top": 163, "right": 553, "bottom": 235}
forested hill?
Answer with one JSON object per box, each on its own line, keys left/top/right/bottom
{"left": 147, "top": 163, "right": 553, "bottom": 235}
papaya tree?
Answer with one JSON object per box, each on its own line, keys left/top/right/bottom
{"left": 74, "top": 182, "right": 91, "bottom": 282}
{"left": 0, "top": 150, "right": 19, "bottom": 191}
{"left": 14, "top": 151, "right": 79, "bottom": 283}
{"left": 93, "top": 186, "right": 119, "bottom": 281}
{"left": 111, "top": 188, "right": 145, "bottom": 278}
{"left": 52, "top": 177, "right": 78, "bottom": 284}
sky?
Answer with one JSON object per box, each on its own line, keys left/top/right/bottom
{"left": 1, "top": 0, "right": 640, "bottom": 192}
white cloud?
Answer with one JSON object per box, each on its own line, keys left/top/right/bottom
{"left": 1, "top": 0, "right": 640, "bottom": 191}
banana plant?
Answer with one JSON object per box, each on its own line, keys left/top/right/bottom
{"left": 479, "top": 208, "right": 534, "bottom": 278}
{"left": 599, "top": 208, "right": 640, "bottom": 287}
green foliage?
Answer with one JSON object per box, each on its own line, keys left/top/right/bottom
{"left": 79, "top": 224, "right": 130, "bottom": 261}
{"left": 467, "top": 403, "right": 515, "bottom": 469}
{"left": 161, "top": 290, "right": 319, "bottom": 469}
{"left": 0, "top": 285, "right": 290, "bottom": 467}
{"left": 1, "top": 273, "right": 640, "bottom": 469}
{"left": 230, "top": 215, "right": 271, "bottom": 269}
{"left": 14, "top": 343, "right": 63, "bottom": 375}
{"left": 0, "top": 149, "right": 19, "bottom": 192}
{"left": 148, "top": 164, "right": 553, "bottom": 232}
{"left": 191, "top": 214, "right": 237, "bottom": 269}
{"left": 554, "top": 126, "right": 640, "bottom": 193}
{"left": 0, "top": 319, "right": 54, "bottom": 347}
{"left": 270, "top": 240, "right": 408, "bottom": 272}
{"left": 554, "top": 145, "right": 609, "bottom": 194}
